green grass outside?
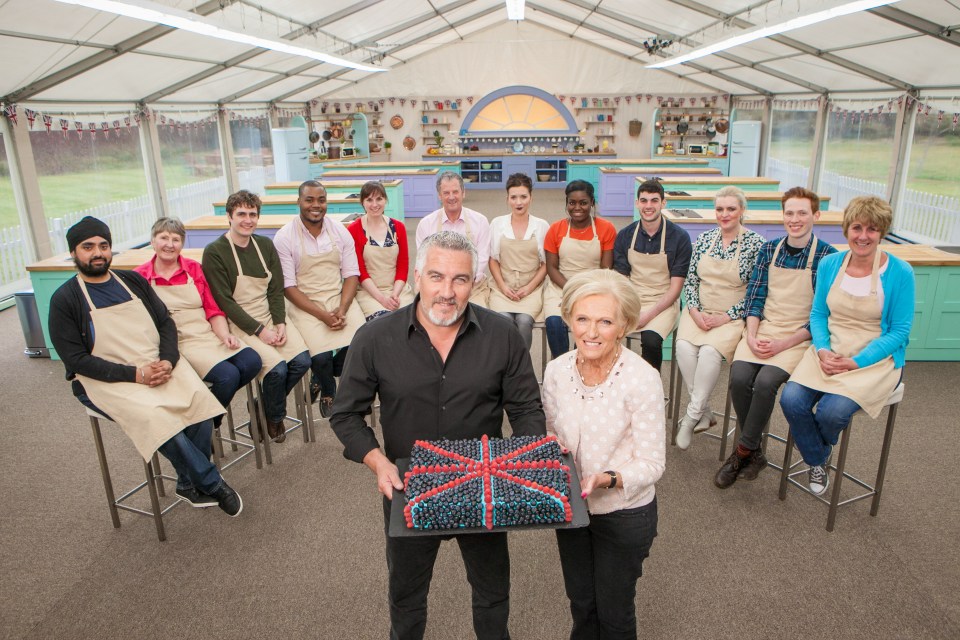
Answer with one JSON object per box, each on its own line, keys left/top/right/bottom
{"left": 0, "top": 164, "right": 205, "bottom": 229}
{"left": 769, "top": 137, "right": 960, "bottom": 199}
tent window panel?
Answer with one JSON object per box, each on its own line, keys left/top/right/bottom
{"left": 158, "top": 120, "right": 228, "bottom": 222}
{"left": 822, "top": 111, "right": 896, "bottom": 211}
{"left": 0, "top": 130, "right": 31, "bottom": 298}
{"left": 230, "top": 116, "right": 274, "bottom": 194}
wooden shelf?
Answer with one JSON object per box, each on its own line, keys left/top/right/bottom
{"left": 584, "top": 121, "right": 614, "bottom": 125}
{"left": 574, "top": 106, "right": 617, "bottom": 111}
{"left": 422, "top": 108, "right": 460, "bottom": 113}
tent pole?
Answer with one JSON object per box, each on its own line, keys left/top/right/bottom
{"left": 138, "top": 103, "right": 169, "bottom": 220}
{"left": 887, "top": 91, "right": 917, "bottom": 219}
{"left": 217, "top": 106, "right": 239, "bottom": 195}
{"left": 806, "top": 95, "right": 830, "bottom": 193}
{"left": 1, "top": 111, "right": 51, "bottom": 260}
{"left": 757, "top": 97, "right": 773, "bottom": 177}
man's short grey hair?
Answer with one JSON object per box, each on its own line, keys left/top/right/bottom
{"left": 436, "top": 171, "right": 464, "bottom": 193}
{"left": 415, "top": 230, "right": 478, "bottom": 277}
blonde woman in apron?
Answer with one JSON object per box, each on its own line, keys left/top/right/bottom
{"left": 715, "top": 188, "right": 838, "bottom": 489}
{"left": 202, "top": 191, "right": 311, "bottom": 443}
{"left": 279, "top": 181, "right": 365, "bottom": 417}
{"left": 780, "top": 196, "right": 914, "bottom": 495}
{"left": 612, "top": 179, "right": 692, "bottom": 372}
{"left": 543, "top": 180, "right": 616, "bottom": 359}
{"left": 488, "top": 173, "right": 549, "bottom": 350}
{"left": 49, "top": 216, "right": 242, "bottom": 515}
{"left": 347, "top": 181, "right": 414, "bottom": 321}
{"left": 135, "top": 217, "right": 261, "bottom": 430}
{"left": 675, "top": 186, "right": 764, "bottom": 450}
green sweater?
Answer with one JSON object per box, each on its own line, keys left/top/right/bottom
{"left": 202, "top": 233, "right": 286, "bottom": 335}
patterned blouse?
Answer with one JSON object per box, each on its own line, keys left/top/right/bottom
{"left": 683, "top": 226, "right": 765, "bottom": 320}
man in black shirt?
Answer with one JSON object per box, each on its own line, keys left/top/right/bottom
{"left": 330, "top": 230, "right": 545, "bottom": 640}
{"left": 612, "top": 179, "right": 692, "bottom": 371}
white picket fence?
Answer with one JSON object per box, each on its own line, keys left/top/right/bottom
{"left": 0, "top": 165, "right": 274, "bottom": 292}
{"left": 766, "top": 158, "right": 960, "bottom": 244}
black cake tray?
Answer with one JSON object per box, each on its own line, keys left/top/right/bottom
{"left": 389, "top": 453, "right": 590, "bottom": 537}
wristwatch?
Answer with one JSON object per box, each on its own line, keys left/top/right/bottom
{"left": 604, "top": 470, "right": 618, "bottom": 489}
{"left": 254, "top": 324, "right": 265, "bottom": 336}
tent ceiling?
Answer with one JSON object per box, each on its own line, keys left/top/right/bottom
{"left": 1, "top": 0, "right": 957, "bottom": 107}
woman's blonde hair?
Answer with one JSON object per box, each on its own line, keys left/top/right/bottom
{"left": 714, "top": 185, "right": 748, "bottom": 211}
{"left": 560, "top": 269, "right": 641, "bottom": 333}
{"left": 842, "top": 196, "right": 893, "bottom": 238}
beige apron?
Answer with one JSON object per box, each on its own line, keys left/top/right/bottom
{"left": 488, "top": 229, "right": 544, "bottom": 320}
{"left": 677, "top": 229, "right": 747, "bottom": 361}
{"left": 75, "top": 273, "right": 224, "bottom": 461}
{"left": 225, "top": 236, "right": 308, "bottom": 378}
{"left": 543, "top": 218, "right": 602, "bottom": 318}
{"left": 627, "top": 217, "right": 680, "bottom": 339}
{"left": 354, "top": 219, "right": 414, "bottom": 317}
{"left": 789, "top": 250, "right": 898, "bottom": 418}
{"left": 284, "top": 223, "right": 365, "bottom": 355}
{"left": 150, "top": 272, "right": 236, "bottom": 378}
{"left": 733, "top": 237, "right": 818, "bottom": 373}
{"left": 436, "top": 213, "right": 489, "bottom": 307}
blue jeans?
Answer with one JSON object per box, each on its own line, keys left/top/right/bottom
{"left": 203, "top": 347, "right": 262, "bottom": 423}
{"left": 77, "top": 394, "right": 222, "bottom": 493}
{"left": 779, "top": 381, "right": 862, "bottom": 466}
{"left": 310, "top": 348, "right": 348, "bottom": 398}
{"left": 546, "top": 315, "right": 570, "bottom": 360}
{"left": 555, "top": 498, "right": 658, "bottom": 640}
{"left": 261, "top": 350, "right": 310, "bottom": 423}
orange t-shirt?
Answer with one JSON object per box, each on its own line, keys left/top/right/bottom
{"left": 543, "top": 217, "right": 617, "bottom": 254}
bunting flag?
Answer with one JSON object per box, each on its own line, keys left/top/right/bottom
{"left": 43, "top": 114, "right": 53, "bottom": 132}
{"left": 75, "top": 121, "right": 83, "bottom": 140}
{"left": 25, "top": 108, "right": 37, "bottom": 128}
{"left": 101, "top": 122, "right": 110, "bottom": 138}
{"left": 60, "top": 119, "right": 69, "bottom": 138}
{"left": 3, "top": 104, "right": 17, "bottom": 125}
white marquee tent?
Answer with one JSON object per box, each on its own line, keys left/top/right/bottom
{"left": 1, "top": 0, "right": 958, "bottom": 296}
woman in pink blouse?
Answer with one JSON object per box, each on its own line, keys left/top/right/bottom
{"left": 136, "top": 217, "right": 261, "bottom": 429}
{"left": 542, "top": 269, "right": 665, "bottom": 639}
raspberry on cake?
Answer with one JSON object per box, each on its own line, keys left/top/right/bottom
{"left": 403, "top": 434, "right": 573, "bottom": 530}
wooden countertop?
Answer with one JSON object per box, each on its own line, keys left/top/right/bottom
{"left": 313, "top": 160, "right": 458, "bottom": 168}
{"left": 431, "top": 152, "right": 617, "bottom": 158}
{"left": 835, "top": 244, "right": 960, "bottom": 266}
{"left": 600, "top": 167, "right": 722, "bottom": 175}
{"left": 657, "top": 176, "right": 780, "bottom": 185}
{"left": 570, "top": 158, "right": 710, "bottom": 165}
{"left": 267, "top": 180, "right": 402, "bottom": 189}
{"left": 213, "top": 194, "right": 363, "bottom": 206}
{"left": 29, "top": 248, "right": 204, "bottom": 272}
{"left": 183, "top": 213, "right": 353, "bottom": 230}
{"left": 662, "top": 190, "right": 830, "bottom": 202}
{"left": 320, "top": 168, "right": 440, "bottom": 177}
{"left": 663, "top": 209, "right": 844, "bottom": 225}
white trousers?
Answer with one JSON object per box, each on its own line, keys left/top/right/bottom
{"left": 675, "top": 339, "right": 724, "bottom": 421}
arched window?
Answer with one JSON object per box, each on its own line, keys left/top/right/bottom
{"left": 461, "top": 86, "right": 578, "bottom": 135}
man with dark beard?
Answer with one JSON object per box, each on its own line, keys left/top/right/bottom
{"left": 330, "top": 231, "right": 545, "bottom": 640}
{"left": 48, "top": 216, "right": 243, "bottom": 517}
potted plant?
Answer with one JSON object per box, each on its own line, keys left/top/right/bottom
{"left": 433, "top": 130, "right": 444, "bottom": 147}
{"left": 384, "top": 141, "right": 392, "bottom": 154}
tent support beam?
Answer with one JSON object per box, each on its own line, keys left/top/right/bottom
{"left": 869, "top": 6, "right": 960, "bottom": 48}
{"left": 887, "top": 91, "right": 918, "bottom": 223}
{"left": 2, "top": 0, "right": 238, "bottom": 104}
{"left": 807, "top": 97, "right": 830, "bottom": 193}
{"left": 137, "top": 104, "right": 170, "bottom": 220}
{"left": 757, "top": 97, "right": 774, "bottom": 177}
{"left": 0, "top": 113, "right": 51, "bottom": 260}
{"left": 217, "top": 108, "right": 240, "bottom": 195}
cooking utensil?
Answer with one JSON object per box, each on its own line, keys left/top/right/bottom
{"left": 402, "top": 136, "right": 416, "bottom": 150}
{"left": 322, "top": 129, "right": 332, "bottom": 141}
{"left": 390, "top": 115, "right": 404, "bottom": 129}
{"left": 714, "top": 118, "right": 729, "bottom": 134}
{"left": 676, "top": 119, "right": 689, "bottom": 134}
{"left": 309, "top": 131, "right": 320, "bottom": 144}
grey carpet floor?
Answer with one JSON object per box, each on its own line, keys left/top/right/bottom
{"left": 2, "top": 189, "right": 958, "bottom": 639}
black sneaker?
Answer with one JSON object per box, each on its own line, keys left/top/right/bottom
{"left": 319, "top": 396, "right": 335, "bottom": 419}
{"left": 808, "top": 464, "right": 829, "bottom": 496}
{"left": 714, "top": 452, "right": 744, "bottom": 489}
{"left": 738, "top": 449, "right": 768, "bottom": 481}
{"left": 309, "top": 375, "right": 321, "bottom": 405}
{"left": 210, "top": 481, "right": 243, "bottom": 517}
{"left": 176, "top": 487, "right": 218, "bottom": 508}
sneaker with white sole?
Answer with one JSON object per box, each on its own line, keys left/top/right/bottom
{"left": 176, "top": 487, "right": 218, "bottom": 508}
{"left": 808, "top": 464, "right": 830, "bottom": 496}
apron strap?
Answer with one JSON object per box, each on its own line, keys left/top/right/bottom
{"left": 226, "top": 235, "right": 268, "bottom": 276}
{"left": 806, "top": 236, "right": 818, "bottom": 271}
{"left": 361, "top": 216, "right": 393, "bottom": 246}
{"left": 77, "top": 271, "right": 138, "bottom": 310}
{"left": 870, "top": 248, "right": 883, "bottom": 295}
{"left": 629, "top": 215, "right": 667, "bottom": 255}
{"left": 712, "top": 227, "right": 743, "bottom": 261}
{"left": 437, "top": 212, "right": 473, "bottom": 242}
{"left": 566, "top": 217, "right": 597, "bottom": 240}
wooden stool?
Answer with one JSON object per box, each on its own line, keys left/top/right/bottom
{"left": 85, "top": 407, "right": 180, "bottom": 542}
{"left": 778, "top": 383, "right": 905, "bottom": 531}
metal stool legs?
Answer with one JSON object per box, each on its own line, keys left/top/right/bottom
{"left": 670, "top": 363, "right": 736, "bottom": 460}
{"left": 778, "top": 387, "right": 902, "bottom": 532}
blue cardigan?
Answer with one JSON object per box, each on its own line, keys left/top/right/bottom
{"left": 810, "top": 250, "right": 914, "bottom": 369}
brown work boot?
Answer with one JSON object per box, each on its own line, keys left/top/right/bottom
{"left": 267, "top": 418, "right": 286, "bottom": 443}
{"left": 738, "top": 448, "right": 768, "bottom": 481}
{"left": 714, "top": 452, "right": 744, "bottom": 489}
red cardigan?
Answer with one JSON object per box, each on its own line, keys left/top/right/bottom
{"left": 346, "top": 217, "right": 409, "bottom": 284}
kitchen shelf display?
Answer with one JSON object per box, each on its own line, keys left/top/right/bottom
{"left": 462, "top": 160, "right": 502, "bottom": 185}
